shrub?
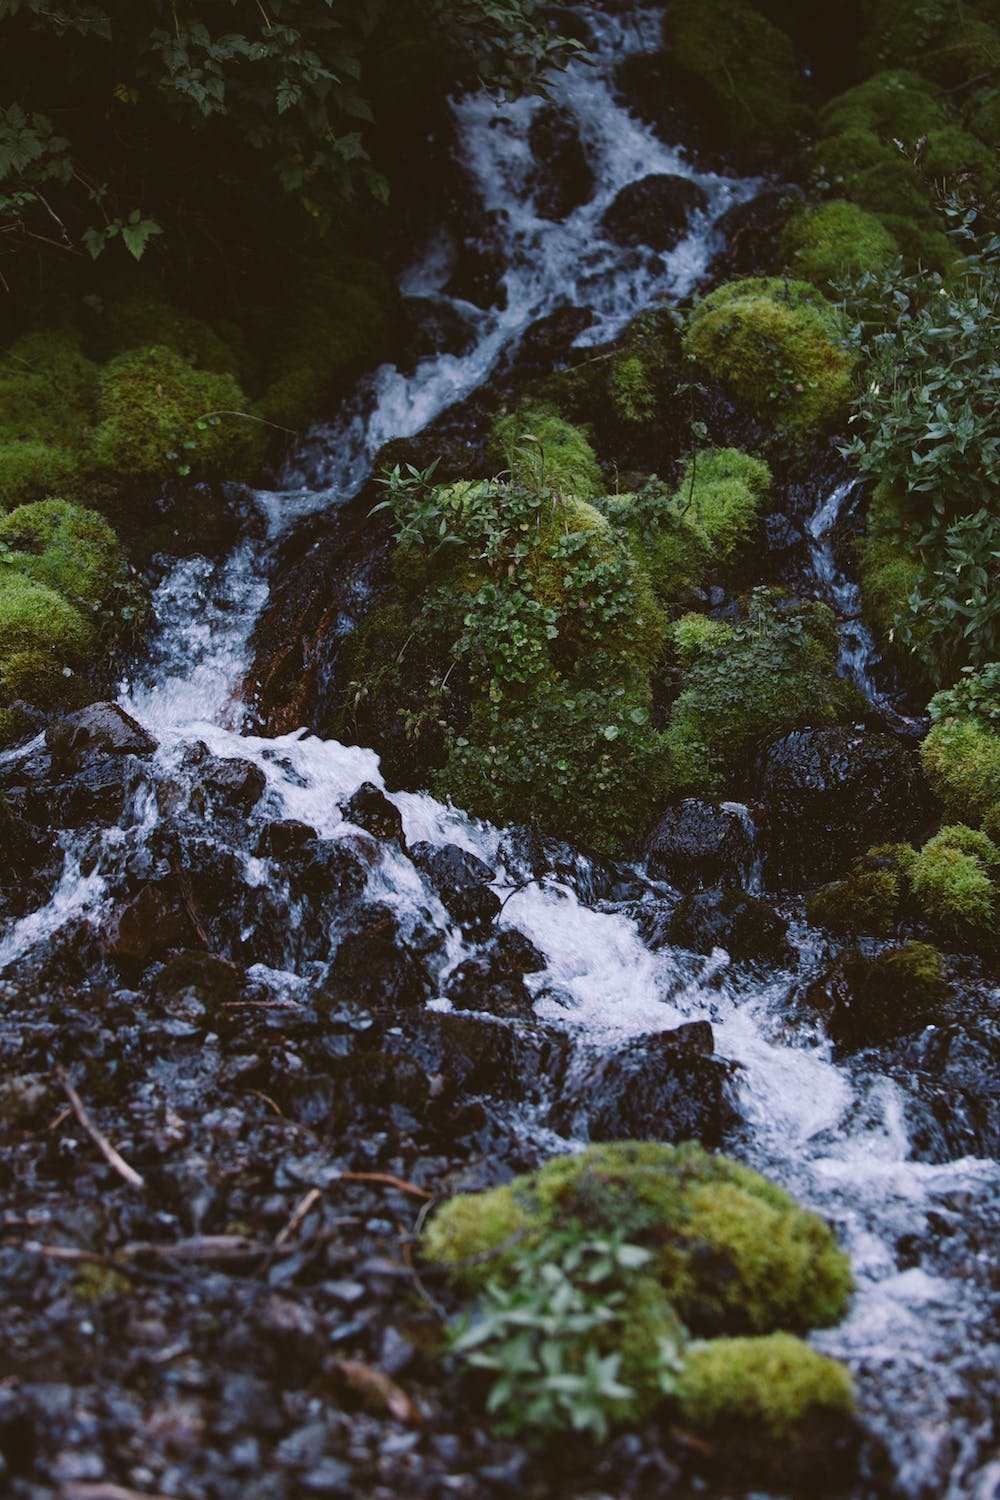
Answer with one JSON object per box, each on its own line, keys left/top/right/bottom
{"left": 684, "top": 277, "right": 855, "bottom": 432}
{"left": 676, "top": 1332, "right": 855, "bottom": 1437}
{"left": 781, "top": 201, "right": 899, "bottom": 292}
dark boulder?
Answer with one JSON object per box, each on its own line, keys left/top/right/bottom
{"left": 398, "top": 296, "right": 478, "bottom": 371}
{"left": 669, "top": 887, "right": 791, "bottom": 962}
{"left": 343, "top": 783, "right": 405, "bottom": 847}
{"left": 801, "top": 942, "right": 951, "bottom": 1051}
{"left": 376, "top": 1010, "right": 570, "bottom": 1106}
{"left": 411, "top": 841, "right": 500, "bottom": 937}
{"left": 443, "top": 926, "right": 545, "bottom": 1021}
{"left": 601, "top": 173, "right": 708, "bottom": 252}
{"left": 49, "top": 757, "right": 138, "bottom": 828}
{"left": 104, "top": 879, "right": 192, "bottom": 963}
{"left": 645, "top": 798, "right": 756, "bottom": 889}
{"left": 752, "top": 726, "right": 932, "bottom": 887}
{"left": 45, "top": 702, "right": 157, "bottom": 775}
{"left": 445, "top": 226, "right": 508, "bottom": 310}
{"left": 549, "top": 1029, "right": 736, "bottom": 1145}
{"left": 316, "top": 904, "right": 434, "bottom": 1011}
{"left": 256, "top": 819, "right": 319, "bottom": 858}
{"left": 709, "top": 188, "right": 796, "bottom": 280}
{"left": 527, "top": 105, "right": 595, "bottom": 221}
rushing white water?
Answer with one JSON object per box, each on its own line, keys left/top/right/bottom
{"left": 4, "top": 6, "right": 999, "bottom": 1495}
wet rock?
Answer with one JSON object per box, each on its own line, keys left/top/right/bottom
{"left": 0, "top": 797, "right": 61, "bottom": 919}
{"left": 399, "top": 296, "right": 477, "bottom": 370}
{"left": 256, "top": 818, "right": 318, "bottom": 858}
{"left": 104, "top": 880, "right": 191, "bottom": 962}
{"left": 445, "top": 227, "right": 508, "bottom": 310}
{"left": 181, "top": 743, "right": 266, "bottom": 813}
{"left": 316, "top": 905, "right": 433, "bottom": 1011}
{"left": 902, "top": 1017, "right": 1000, "bottom": 1162}
{"left": 50, "top": 757, "right": 136, "bottom": 828}
{"left": 668, "top": 887, "right": 791, "bottom": 962}
{"left": 46, "top": 702, "right": 158, "bottom": 775}
{"left": 601, "top": 173, "right": 708, "bottom": 252}
{"left": 709, "top": 188, "right": 796, "bottom": 280}
{"left": 411, "top": 841, "right": 500, "bottom": 937}
{"left": 444, "top": 955, "right": 535, "bottom": 1020}
{"left": 290, "top": 837, "right": 373, "bottom": 911}
{"left": 286, "top": 1051, "right": 432, "bottom": 1133}
{"left": 377, "top": 1010, "right": 570, "bottom": 1106}
{"left": 644, "top": 798, "right": 756, "bottom": 889}
{"left": 527, "top": 104, "right": 594, "bottom": 220}
{"left": 615, "top": 51, "right": 697, "bottom": 154}
{"left": 498, "top": 825, "right": 645, "bottom": 904}
{"left": 550, "top": 1030, "right": 737, "bottom": 1145}
{"left": 155, "top": 950, "right": 246, "bottom": 1015}
{"left": 803, "top": 942, "right": 952, "bottom": 1051}
{"left": 752, "top": 726, "right": 932, "bottom": 887}
{"left": 343, "top": 783, "right": 405, "bottom": 847}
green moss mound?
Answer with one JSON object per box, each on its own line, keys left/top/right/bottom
{"left": 677, "top": 1332, "right": 855, "bottom": 1436}
{"left": 662, "top": 0, "right": 807, "bottom": 148}
{"left": 487, "top": 403, "right": 605, "bottom": 500}
{"left": 860, "top": 0, "right": 1000, "bottom": 87}
{"left": 423, "top": 1140, "right": 853, "bottom": 1336}
{"left": 0, "top": 330, "right": 100, "bottom": 450}
{"left": 781, "top": 201, "right": 899, "bottom": 291}
{"left": 88, "top": 344, "right": 255, "bottom": 483}
{"left": 0, "top": 441, "right": 76, "bottom": 510}
{"left": 807, "top": 868, "right": 900, "bottom": 935}
{"left": 0, "top": 572, "right": 92, "bottom": 669}
{"left": 910, "top": 832, "right": 995, "bottom": 936}
{"left": 100, "top": 295, "right": 244, "bottom": 379}
{"left": 683, "top": 278, "right": 855, "bottom": 432}
{"left": 858, "top": 482, "right": 922, "bottom": 652}
{"left": 0, "top": 499, "right": 120, "bottom": 607}
{"left": 662, "top": 594, "right": 855, "bottom": 798}
{"left": 856, "top": 940, "right": 951, "bottom": 1032}
{"left": 920, "top": 718, "right": 1000, "bottom": 824}
{"left": 671, "top": 613, "right": 735, "bottom": 668}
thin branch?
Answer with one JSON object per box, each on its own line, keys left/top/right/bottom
{"left": 334, "top": 1170, "right": 432, "bottom": 1201}
{"left": 274, "top": 1187, "right": 322, "bottom": 1247}
{"left": 55, "top": 1066, "right": 145, "bottom": 1190}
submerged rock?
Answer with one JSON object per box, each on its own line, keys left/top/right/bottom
{"left": 411, "top": 841, "right": 500, "bottom": 936}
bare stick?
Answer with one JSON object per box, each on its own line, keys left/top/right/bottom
{"left": 334, "top": 1170, "right": 432, "bottom": 1201}
{"left": 62, "top": 1482, "right": 178, "bottom": 1500}
{"left": 274, "top": 1187, "right": 323, "bottom": 1248}
{"left": 55, "top": 1067, "right": 145, "bottom": 1190}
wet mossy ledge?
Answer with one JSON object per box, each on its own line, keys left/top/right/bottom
{"left": 423, "top": 1142, "right": 859, "bottom": 1480}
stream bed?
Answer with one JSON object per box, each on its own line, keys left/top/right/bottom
{"left": 1, "top": 6, "right": 998, "bottom": 1498}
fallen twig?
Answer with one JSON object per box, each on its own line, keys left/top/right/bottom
{"left": 274, "top": 1186, "right": 322, "bottom": 1247}
{"left": 334, "top": 1170, "right": 432, "bottom": 1201}
{"left": 55, "top": 1066, "right": 145, "bottom": 1190}
{"left": 62, "top": 1482, "right": 178, "bottom": 1500}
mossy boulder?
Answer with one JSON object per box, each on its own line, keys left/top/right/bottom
{"left": 0, "top": 499, "right": 120, "bottom": 607}
{"left": 683, "top": 278, "right": 855, "bottom": 432}
{"left": 781, "top": 201, "right": 899, "bottom": 292}
{"left": 828, "top": 940, "right": 952, "bottom": 1047}
{"left": 910, "top": 828, "right": 996, "bottom": 937}
{"left": 486, "top": 403, "right": 604, "bottom": 500}
{"left": 858, "top": 481, "right": 922, "bottom": 658}
{"left": 671, "top": 613, "right": 734, "bottom": 668}
{"left": 859, "top": 0, "right": 1000, "bottom": 88}
{"left": 920, "top": 718, "right": 1000, "bottom": 824}
{"left": 663, "top": 596, "right": 853, "bottom": 799}
{"left": 87, "top": 344, "right": 258, "bottom": 483}
{"left": 99, "top": 295, "right": 245, "bottom": 379}
{"left": 0, "top": 571, "right": 93, "bottom": 742}
{"left": 0, "top": 330, "right": 100, "bottom": 449}
{"left": 807, "top": 867, "right": 901, "bottom": 936}
{"left": 423, "top": 1140, "right": 853, "bottom": 1336}
{"left": 662, "top": 0, "right": 808, "bottom": 150}
{"left": 0, "top": 441, "right": 76, "bottom": 510}
{"left": 677, "top": 1330, "right": 855, "bottom": 1436}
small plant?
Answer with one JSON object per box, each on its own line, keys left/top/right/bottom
{"left": 449, "top": 1227, "right": 685, "bottom": 1442}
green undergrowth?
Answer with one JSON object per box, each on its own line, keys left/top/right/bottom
{"left": 425, "top": 1142, "right": 855, "bottom": 1456}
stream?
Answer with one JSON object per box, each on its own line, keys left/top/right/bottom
{"left": 4, "top": 5, "right": 999, "bottom": 1496}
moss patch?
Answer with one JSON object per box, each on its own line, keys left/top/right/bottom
{"left": 781, "top": 201, "right": 899, "bottom": 292}
{"left": 0, "top": 498, "right": 120, "bottom": 607}
{"left": 807, "top": 868, "right": 901, "bottom": 935}
{"left": 683, "top": 278, "right": 855, "bottom": 432}
{"left": 487, "top": 403, "right": 605, "bottom": 500}
{"left": 677, "top": 1332, "right": 855, "bottom": 1437}
{"left": 920, "top": 718, "right": 1000, "bottom": 824}
{"left": 910, "top": 831, "right": 995, "bottom": 936}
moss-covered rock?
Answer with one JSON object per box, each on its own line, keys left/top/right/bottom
{"left": 0, "top": 499, "right": 120, "bottom": 607}
{"left": 87, "top": 344, "right": 258, "bottom": 483}
{"left": 859, "top": 0, "right": 1000, "bottom": 88}
{"left": 0, "top": 571, "right": 94, "bottom": 742}
{"left": 780, "top": 200, "right": 899, "bottom": 291}
{"left": 920, "top": 718, "right": 1000, "bottom": 824}
{"left": 677, "top": 1331, "right": 855, "bottom": 1436}
{"left": 662, "top": 595, "right": 855, "bottom": 798}
{"left": 0, "top": 441, "right": 76, "bottom": 510}
{"left": 99, "top": 295, "right": 245, "bottom": 379}
{"left": 683, "top": 277, "right": 855, "bottom": 432}
{"left": 662, "top": 0, "right": 808, "bottom": 149}
{"left": 486, "top": 402, "right": 605, "bottom": 500}
{"left": 423, "top": 1140, "right": 853, "bottom": 1336}
{"left": 828, "top": 940, "right": 952, "bottom": 1047}
{"left": 807, "top": 868, "right": 900, "bottom": 935}
{"left": 858, "top": 481, "right": 922, "bottom": 655}
{"left": 910, "top": 830, "right": 996, "bottom": 936}
{"left": 0, "top": 330, "right": 100, "bottom": 450}
{"left": 671, "top": 613, "right": 735, "bottom": 668}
